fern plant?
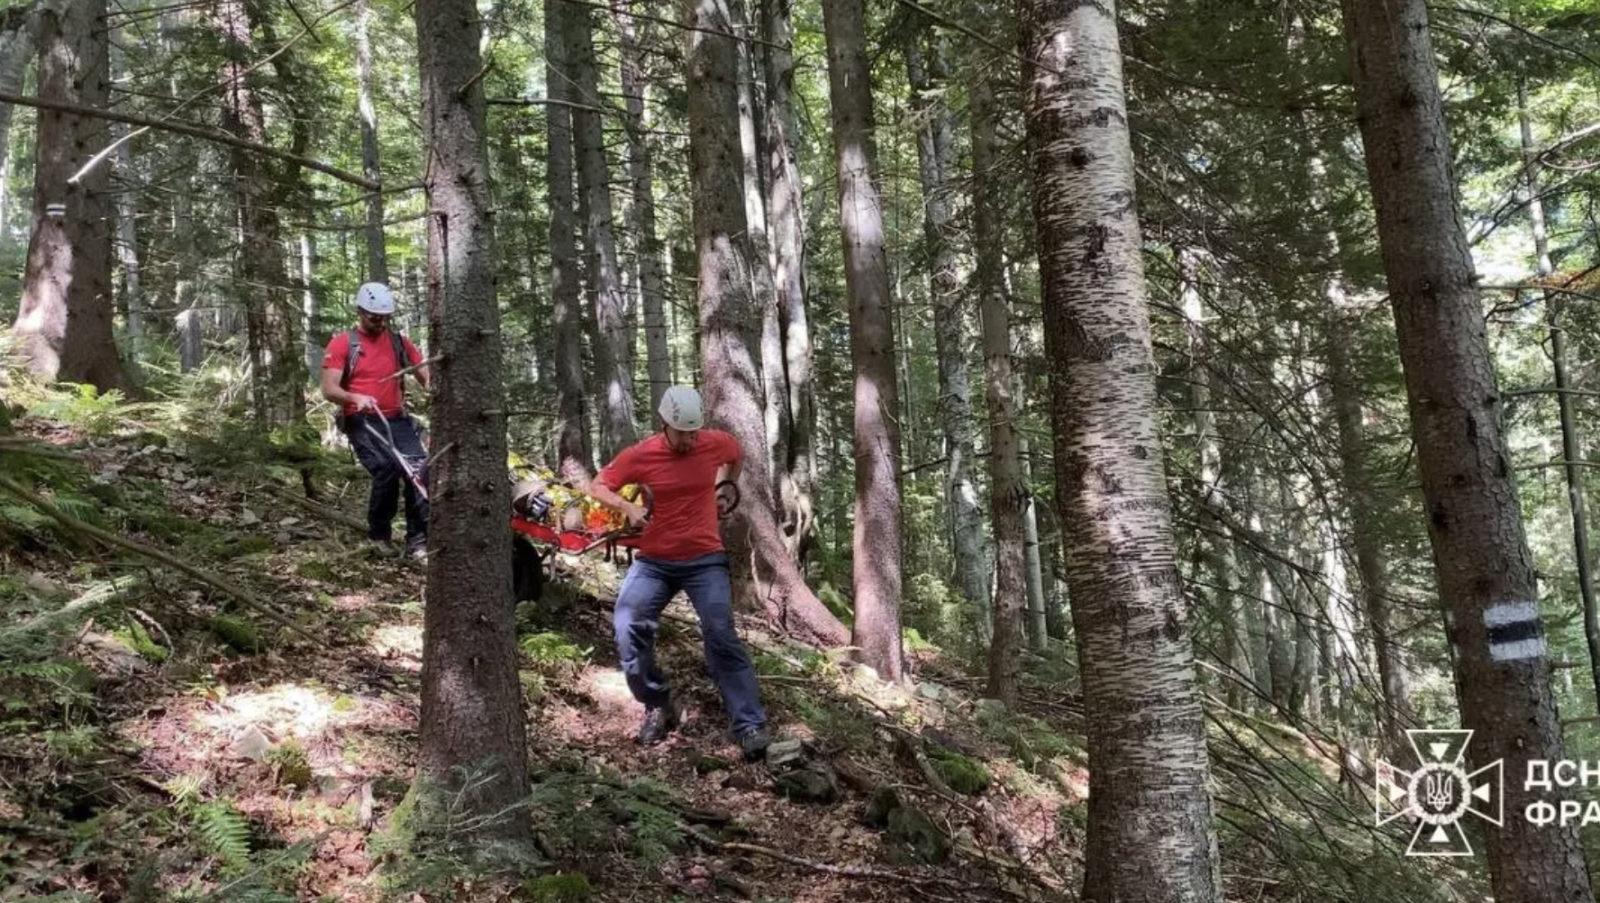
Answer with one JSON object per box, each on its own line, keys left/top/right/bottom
{"left": 188, "top": 799, "right": 253, "bottom": 872}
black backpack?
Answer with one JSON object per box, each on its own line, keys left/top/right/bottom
{"left": 336, "top": 328, "right": 413, "bottom": 430}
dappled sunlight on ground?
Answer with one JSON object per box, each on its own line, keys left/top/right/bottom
{"left": 368, "top": 622, "right": 423, "bottom": 669}
{"left": 198, "top": 681, "right": 344, "bottom": 739}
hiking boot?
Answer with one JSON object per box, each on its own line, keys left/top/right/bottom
{"left": 736, "top": 726, "right": 771, "bottom": 762}
{"left": 406, "top": 536, "right": 428, "bottom": 560}
{"left": 638, "top": 703, "right": 679, "bottom": 746}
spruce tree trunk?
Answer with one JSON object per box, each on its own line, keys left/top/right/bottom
{"left": 1023, "top": 0, "right": 1220, "bottom": 898}
{"left": 1519, "top": 83, "right": 1600, "bottom": 716}
{"left": 215, "top": 0, "right": 302, "bottom": 425}
{"left": 729, "top": 0, "right": 783, "bottom": 489}
{"left": 568, "top": 5, "right": 636, "bottom": 459}
{"left": 1342, "top": 0, "right": 1591, "bottom": 897}
{"left": 545, "top": 0, "right": 592, "bottom": 477}
{"left": 354, "top": 0, "right": 387, "bottom": 283}
{"left": 1180, "top": 251, "right": 1246, "bottom": 706}
{"left": 905, "top": 29, "right": 989, "bottom": 635}
{"left": 109, "top": 29, "right": 141, "bottom": 369}
{"left": 822, "top": 0, "right": 906, "bottom": 682}
{"left": 411, "top": 0, "right": 530, "bottom": 845}
{"left": 684, "top": 0, "right": 848, "bottom": 649}
{"left": 1320, "top": 235, "right": 1411, "bottom": 749}
{"left": 0, "top": 1, "right": 48, "bottom": 234}
{"left": 609, "top": 0, "right": 670, "bottom": 415}
{"left": 12, "top": 0, "right": 126, "bottom": 392}
{"left": 972, "top": 74, "right": 1020, "bottom": 676}
{"left": 760, "top": 0, "right": 817, "bottom": 562}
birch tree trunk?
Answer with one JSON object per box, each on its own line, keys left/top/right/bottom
{"left": 545, "top": 0, "right": 592, "bottom": 477}
{"left": 1021, "top": 437, "right": 1047, "bottom": 652}
{"left": 1342, "top": 0, "right": 1591, "bottom": 896}
{"left": 411, "top": 0, "right": 530, "bottom": 845}
{"left": 568, "top": 5, "right": 636, "bottom": 459}
{"left": 1023, "top": 0, "right": 1220, "bottom": 898}
{"left": 12, "top": 0, "right": 126, "bottom": 392}
{"left": 354, "top": 0, "right": 387, "bottom": 283}
{"left": 822, "top": 0, "right": 905, "bottom": 682}
{"left": 684, "top": 0, "right": 848, "bottom": 649}
{"left": 760, "top": 0, "right": 817, "bottom": 562}
{"left": 609, "top": 0, "right": 670, "bottom": 415}
{"left": 905, "top": 28, "right": 989, "bottom": 635}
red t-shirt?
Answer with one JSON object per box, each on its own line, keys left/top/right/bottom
{"left": 321, "top": 329, "right": 422, "bottom": 416}
{"left": 596, "top": 430, "right": 742, "bottom": 561}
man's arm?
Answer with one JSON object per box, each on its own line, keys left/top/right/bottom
{"left": 587, "top": 477, "right": 649, "bottom": 528}
{"left": 715, "top": 431, "right": 743, "bottom": 484}
{"left": 320, "top": 367, "right": 379, "bottom": 412}
{"left": 404, "top": 338, "right": 431, "bottom": 392}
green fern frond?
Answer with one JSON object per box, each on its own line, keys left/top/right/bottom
{"left": 191, "top": 800, "right": 253, "bottom": 870}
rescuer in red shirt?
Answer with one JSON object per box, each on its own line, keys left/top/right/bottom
{"left": 318, "top": 283, "right": 431, "bottom": 557}
{"left": 588, "top": 386, "right": 771, "bottom": 759}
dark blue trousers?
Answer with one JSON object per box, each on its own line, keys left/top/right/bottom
{"left": 613, "top": 552, "right": 767, "bottom": 734}
{"left": 346, "top": 413, "right": 428, "bottom": 544}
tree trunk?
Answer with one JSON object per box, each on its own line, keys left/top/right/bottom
{"left": 609, "top": 0, "right": 670, "bottom": 416}
{"left": 760, "top": 0, "right": 816, "bottom": 563}
{"left": 354, "top": 0, "right": 387, "bottom": 283}
{"left": 0, "top": 1, "right": 48, "bottom": 193}
{"left": 1024, "top": 0, "right": 1220, "bottom": 898}
{"left": 411, "top": 0, "right": 530, "bottom": 845}
{"left": 1180, "top": 250, "right": 1246, "bottom": 706}
{"left": 1519, "top": 82, "right": 1600, "bottom": 717}
{"left": 1342, "top": 0, "right": 1591, "bottom": 895}
{"left": 1021, "top": 437, "right": 1048, "bottom": 652}
{"left": 905, "top": 28, "right": 989, "bottom": 636}
{"left": 684, "top": 0, "right": 848, "bottom": 650}
{"left": 822, "top": 0, "right": 906, "bottom": 683}
{"left": 299, "top": 232, "right": 319, "bottom": 376}
{"left": 110, "top": 27, "right": 142, "bottom": 370}
{"left": 972, "top": 75, "right": 1020, "bottom": 679}
{"left": 1320, "top": 229, "right": 1411, "bottom": 749}
{"left": 729, "top": 0, "right": 783, "bottom": 491}
{"left": 546, "top": 0, "right": 592, "bottom": 477}
{"left": 568, "top": 5, "right": 636, "bottom": 460}
{"left": 215, "top": 0, "right": 302, "bottom": 425}
{"left": 11, "top": 0, "right": 125, "bottom": 391}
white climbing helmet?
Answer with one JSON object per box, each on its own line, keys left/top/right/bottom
{"left": 659, "top": 385, "right": 705, "bottom": 431}
{"left": 354, "top": 282, "right": 396, "bottom": 315}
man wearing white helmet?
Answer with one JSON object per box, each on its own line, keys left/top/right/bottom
{"left": 319, "top": 282, "right": 432, "bottom": 557}
{"left": 588, "top": 385, "right": 771, "bottom": 759}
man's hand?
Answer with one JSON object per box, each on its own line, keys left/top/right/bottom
{"left": 622, "top": 502, "right": 651, "bottom": 529}
{"left": 348, "top": 393, "right": 380, "bottom": 413}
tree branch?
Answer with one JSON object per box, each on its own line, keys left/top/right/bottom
{"left": 0, "top": 90, "right": 378, "bottom": 189}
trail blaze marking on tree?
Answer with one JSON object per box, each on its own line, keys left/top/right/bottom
{"left": 1484, "top": 601, "right": 1546, "bottom": 662}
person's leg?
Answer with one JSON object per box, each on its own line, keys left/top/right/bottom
{"left": 387, "top": 415, "right": 429, "bottom": 545}
{"left": 347, "top": 416, "right": 400, "bottom": 541}
{"left": 613, "top": 557, "right": 678, "bottom": 709}
{"left": 680, "top": 553, "right": 767, "bottom": 735}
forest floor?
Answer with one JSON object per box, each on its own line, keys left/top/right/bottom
{"left": 0, "top": 396, "right": 1092, "bottom": 902}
